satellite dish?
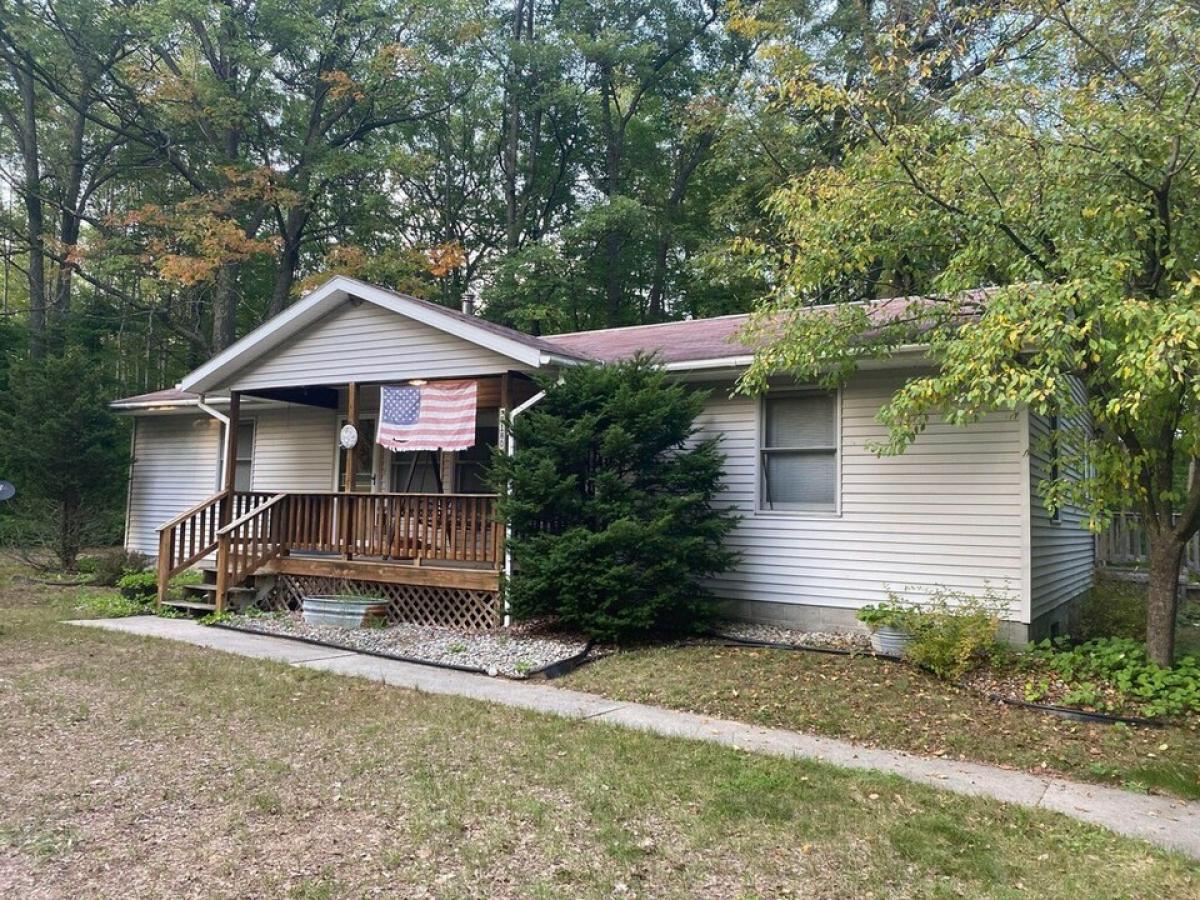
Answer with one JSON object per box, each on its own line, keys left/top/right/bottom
{"left": 339, "top": 424, "right": 359, "bottom": 449}
{"left": 0, "top": 481, "right": 14, "bottom": 502}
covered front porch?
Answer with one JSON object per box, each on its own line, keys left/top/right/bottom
{"left": 155, "top": 487, "right": 506, "bottom": 628}
{"left": 143, "top": 277, "right": 575, "bottom": 627}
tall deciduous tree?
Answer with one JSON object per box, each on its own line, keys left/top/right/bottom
{"left": 740, "top": 0, "right": 1200, "bottom": 664}
{"left": 0, "top": 0, "right": 131, "bottom": 357}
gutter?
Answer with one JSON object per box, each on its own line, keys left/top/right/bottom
{"left": 659, "top": 344, "right": 933, "bottom": 374}
{"left": 109, "top": 398, "right": 203, "bottom": 411}
{"left": 502, "top": 389, "right": 547, "bottom": 628}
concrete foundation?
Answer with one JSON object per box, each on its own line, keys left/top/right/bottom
{"left": 720, "top": 597, "right": 1039, "bottom": 645}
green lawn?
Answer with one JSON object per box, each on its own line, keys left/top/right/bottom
{"left": 2, "top": 570, "right": 1198, "bottom": 897}
{"left": 562, "top": 580, "right": 1200, "bottom": 802}
{"left": 564, "top": 644, "right": 1200, "bottom": 801}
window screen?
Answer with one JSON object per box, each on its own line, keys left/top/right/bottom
{"left": 760, "top": 392, "right": 837, "bottom": 511}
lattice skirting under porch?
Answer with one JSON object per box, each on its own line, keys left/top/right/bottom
{"left": 259, "top": 574, "right": 501, "bottom": 631}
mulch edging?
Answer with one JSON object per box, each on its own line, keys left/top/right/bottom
{"left": 708, "top": 629, "right": 898, "bottom": 658}
{"left": 707, "top": 629, "right": 1166, "bottom": 728}
{"left": 210, "top": 621, "right": 593, "bottom": 681}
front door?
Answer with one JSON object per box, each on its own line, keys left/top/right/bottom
{"left": 338, "top": 416, "right": 376, "bottom": 492}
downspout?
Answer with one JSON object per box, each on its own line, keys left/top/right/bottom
{"left": 197, "top": 395, "right": 229, "bottom": 427}
{"left": 502, "top": 389, "right": 546, "bottom": 628}
{"left": 196, "top": 395, "right": 231, "bottom": 491}
{"left": 122, "top": 419, "right": 136, "bottom": 552}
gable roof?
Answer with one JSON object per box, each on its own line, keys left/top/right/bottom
{"left": 119, "top": 282, "right": 990, "bottom": 408}
{"left": 179, "top": 275, "right": 594, "bottom": 394}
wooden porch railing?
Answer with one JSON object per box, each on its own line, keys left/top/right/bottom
{"left": 159, "top": 491, "right": 503, "bottom": 612}
{"left": 154, "top": 490, "right": 275, "bottom": 608}
{"left": 279, "top": 492, "right": 504, "bottom": 565}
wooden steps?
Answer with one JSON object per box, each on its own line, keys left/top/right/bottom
{"left": 161, "top": 576, "right": 255, "bottom": 614}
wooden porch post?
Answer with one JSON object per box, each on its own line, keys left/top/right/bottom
{"left": 343, "top": 382, "right": 359, "bottom": 559}
{"left": 343, "top": 382, "right": 359, "bottom": 492}
{"left": 215, "top": 390, "right": 240, "bottom": 613}
{"left": 220, "top": 391, "right": 241, "bottom": 525}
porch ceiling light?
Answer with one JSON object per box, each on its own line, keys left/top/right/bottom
{"left": 408, "top": 379, "right": 428, "bottom": 386}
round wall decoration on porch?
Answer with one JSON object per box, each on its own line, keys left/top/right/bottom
{"left": 339, "top": 424, "right": 359, "bottom": 449}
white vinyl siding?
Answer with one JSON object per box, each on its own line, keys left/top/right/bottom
{"left": 124, "top": 414, "right": 222, "bottom": 557}
{"left": 251, "top": 405, "right": 338, "bottom": 492}
{"left": 1028, "top": 378, "right": 1095, "bottom": 621}
{"left": 228, "top": 301, "right": 527, "bottom": 390}
{"left": 693, "top": 371, "right": 1028, "bottom": 620}
{"left": 124, "top": 406, "right": 339, "bottom": 557}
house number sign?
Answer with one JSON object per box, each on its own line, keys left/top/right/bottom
{"left": 339, "top": 424, "right": 359, "bottom": 449}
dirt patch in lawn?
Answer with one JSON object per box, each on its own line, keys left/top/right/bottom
{"left": 563, "top": 643, "right": 1200, "bottom": 801}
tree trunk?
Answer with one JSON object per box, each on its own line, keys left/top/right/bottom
{"left": 212, "top": 262, "right": 237, "bottom": 351}
{"left": 1145, "top": 529, "right": 1184, "bottom": 667}
{"left": 269, "top": 207, "right": 308, "bottom": 316}
{"left": 13, "top": 58, "right": 47, "bottom": 357}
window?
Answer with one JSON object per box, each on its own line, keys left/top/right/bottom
{"left": 759, "top": 391, "right": 837, "bottom": 512}
{"left": 338, "top": 417, "right": 376, "bottom": 492}
{"left": 217, "top": 421, "right": 255, "bottom": 491}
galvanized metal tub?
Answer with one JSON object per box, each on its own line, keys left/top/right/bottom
{"left": 301, "top": 596, "right": 388, "bottom": 629}
{"left": 870, "top": 626, "right": 914, "bottom": 657}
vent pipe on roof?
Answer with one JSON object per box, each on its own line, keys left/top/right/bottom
{"left": 461, "top": 295, "right": 475, "bottom": 316}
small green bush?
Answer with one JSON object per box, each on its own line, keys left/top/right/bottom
{"left": 899, "top": 590, "right": 1004, "bottom": 680}
{"left": 80, "top": 548, "right": 151, "bottom": 587}
{"left": 1028, "top": 637, "right": 1200, "bottom": 718}
{"left": 117, "top": 570, "right": 158, "bottom": 602}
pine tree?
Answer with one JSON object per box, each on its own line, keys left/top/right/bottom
{"left": 0, "top": 350, "right": 128, "bottom": 569}
{"left": 493, "top": 356, "right": 739, "bottom": 640}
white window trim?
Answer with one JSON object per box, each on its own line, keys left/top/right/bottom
{"left": 754, "top": 386, "right": 842, "bottom": 518}
{"left": 216, "top": 418, "right": 255, "bottom": 492}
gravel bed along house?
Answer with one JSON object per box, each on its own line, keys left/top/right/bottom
{"left": 225, "top": 613, "right": 590, "bottom": 678}
{"left": 712, "top": 620, "right": 873, "bottom": 653}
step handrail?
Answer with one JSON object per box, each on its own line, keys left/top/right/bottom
{"left": 155, "top": 490, "right": 279, "bottom": 612}
{"left": 214, "top": 492, "right": 290, "bottom": 612}
{"left": 216, "top": 492, "right": 289, "bottom": 536}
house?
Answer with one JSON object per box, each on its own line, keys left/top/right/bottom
{"left": 112, "top": 275, "right": 1094, "bottom": 640}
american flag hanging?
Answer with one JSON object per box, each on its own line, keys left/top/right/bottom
{"left": 377, "top": 381, "right": 477, "bottom": 452}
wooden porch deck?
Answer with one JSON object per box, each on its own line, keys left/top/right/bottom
{"left": 156, "top": 490, "right": 504, "bottom": 620}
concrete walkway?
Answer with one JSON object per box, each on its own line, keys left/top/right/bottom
{"left": 69, "top": 616, "right": 1200, "bottom": 860}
